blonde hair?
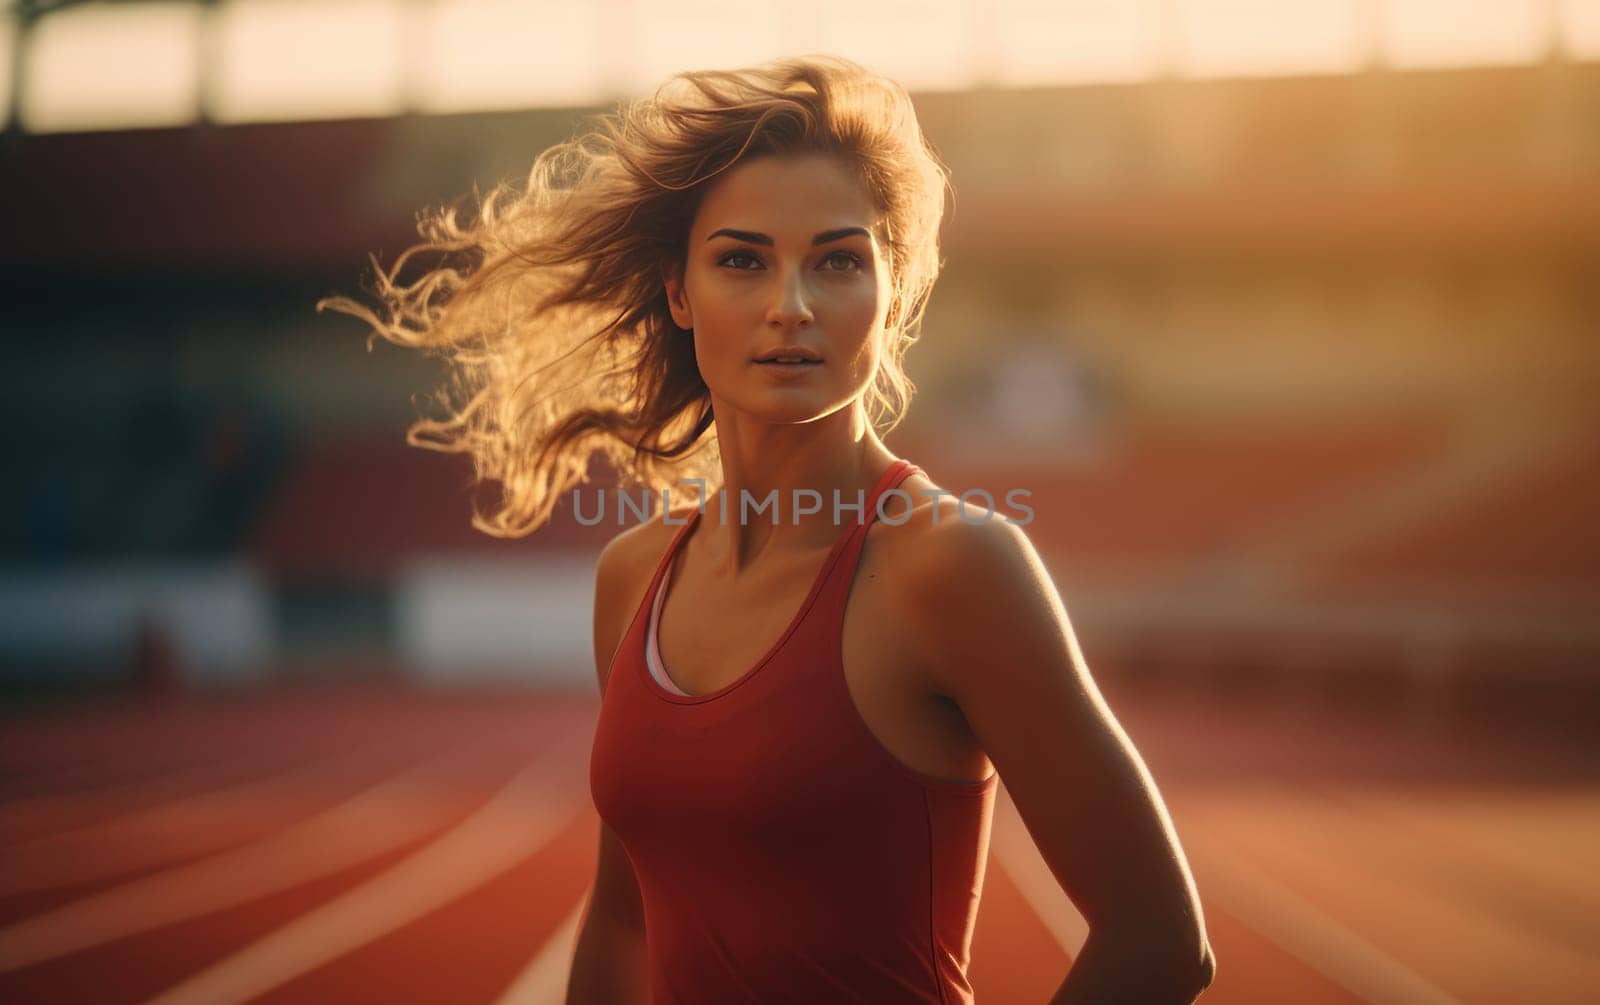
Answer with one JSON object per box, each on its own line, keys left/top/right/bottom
{"left": 319, "top": 55, "right": 951, "bottom": 538}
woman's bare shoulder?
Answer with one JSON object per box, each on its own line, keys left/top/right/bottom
{"left": 872, "top": 469, "right": 969, "bottom": 547}
{"left": 595, "top": 503, "right": 696, "bottom": 597}
{"left": 869, "top": 468, "right": 1058, "bottom": 700}
{"left": 869, "top": 467, "right": 1040, "bottom": 591}
{"left": 599, "top": 505, "right": 684, "bottom": 565}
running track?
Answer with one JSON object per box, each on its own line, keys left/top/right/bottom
{"left": 1, "top": 679, "right": 1594, "bottom": 1003}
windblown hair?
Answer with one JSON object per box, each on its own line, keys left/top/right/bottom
{"left": 319, "top": 55, "right": 951, "bottom": 538}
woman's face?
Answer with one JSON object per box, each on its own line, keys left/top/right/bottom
{"left": 664, "top": 152, "right": 892, "bottom": 425}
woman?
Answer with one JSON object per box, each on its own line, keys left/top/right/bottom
{"left": 324, "top": 56, "right": 1214, "bottom": 1004}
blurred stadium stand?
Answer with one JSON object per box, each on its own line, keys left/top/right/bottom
{"left": 0, "top": 1, "right": 1596, "bottom": 730}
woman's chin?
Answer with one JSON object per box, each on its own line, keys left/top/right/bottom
{"left": 727, "top": 390, "right": 848, "bottom": 426}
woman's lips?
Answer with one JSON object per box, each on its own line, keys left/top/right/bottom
{"left": 754, "top": 358, "right": 823, "bottom": 378}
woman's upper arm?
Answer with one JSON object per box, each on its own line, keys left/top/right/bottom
{"left": 592, "top": 532, "right": 633, "bottom": 695}
{"left": 592, "top": 520, "right": 660, "bottom": 693}
{"left": 899, "top": 512, "right": 1211, "bottom": 967}
{"left": 587, "top": 527, "right": 650, "bottom": 929}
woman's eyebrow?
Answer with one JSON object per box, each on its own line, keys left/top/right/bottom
{"left": 705, "top": 226, "right": 871, "bottom": 246}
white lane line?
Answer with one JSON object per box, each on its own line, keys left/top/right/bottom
{"left": 138, "top": 722, "right": 591, "bottom": 1005}
{"left": 989, "top": 783, "right": 1089, "bottom": 956}
{"left": 1178, "top": 826, "right": 1463, "bottom": 1005}
{"left": 993, "top": 780, "right": 1463, "bottom": 1004}
{"left": 1319, "top": 783, "right": 1600, "bottom": 913}
{"left": 0, "top": 733, "right": 521, "bottom": 972}
{"left": 0, "top": 740, "right": 416, "bottom": 896}
{"left": 1186, "top": 781, "right": 1600, "bottom": 997}
{"left": 0, "top": 742, "right": 281, "bottom": 839}
{"left": 491, "top": 892, "right": 590, "bottom": 1005}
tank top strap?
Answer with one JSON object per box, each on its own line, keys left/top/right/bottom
{"left": 812, "top": 458, "right": 921, "bottom": 608}
{"left": 626, "top": 506, "right": 699, "bottom": 643}
{"left": 857, "top": 458, "right": 921, "bottom": 533}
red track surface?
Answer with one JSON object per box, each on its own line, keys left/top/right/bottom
{"left": 1, "top": 680, "right": 1595, "bottom": 1003}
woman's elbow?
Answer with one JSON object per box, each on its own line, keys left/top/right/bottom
{"left": 1158, "top": 926, "right": 1216, "bottom": 996}
{"left": 1108, "top": 923, "right": 1217, "bottom": 999}
{"left": 1191, "top": 938, "right": 1218, "bottom": 995}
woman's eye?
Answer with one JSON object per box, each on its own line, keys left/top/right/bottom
{"left": 717, "top": 249, "right": 860, "bottom": 271}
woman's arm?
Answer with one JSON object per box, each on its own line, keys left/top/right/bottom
{"left": 566, "top": 823, "right": 649, "bottom": 1004}
{"left": 895, "top": 510, "right": 1216, "bottom": 1003}
{"left": 1045, "top": 922, "right": 1215, "bottom": 1004}
{"left": 567, "top": 531, "right": 652, "bottom": 1004}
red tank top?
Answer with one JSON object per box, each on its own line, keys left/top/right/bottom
{"left": 589, "top": 459, "right": 998, "bottom": 1004}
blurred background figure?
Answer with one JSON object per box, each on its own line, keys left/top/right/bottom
{"left": 982, "top": 324, "right": 1112, "bottom": 465}
{"left": 1, "top": 1, "right": 1597, "bottom": 1002}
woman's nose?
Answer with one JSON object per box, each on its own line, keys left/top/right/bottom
{"left": 766, "top": 268, "right": 814, "bottom": 328}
